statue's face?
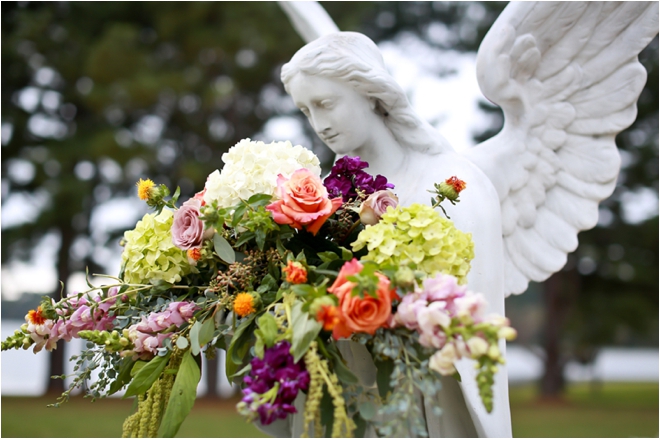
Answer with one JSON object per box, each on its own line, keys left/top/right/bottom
{"left": 287, "top": 72, "right": 376, "bottom": 155}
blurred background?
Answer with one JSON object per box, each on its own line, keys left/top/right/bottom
{"left": 1, "top": 2, "right": 657, "bottom": 437}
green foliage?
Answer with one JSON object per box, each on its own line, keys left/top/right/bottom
{"left": 158, "top": 352, "right": 201, "bottom": 438}
{"left": 290, "top": 301, "right": 323, "bottom": 363}
{"left": 124, "top": 352, "right": 171, "bottom": 398}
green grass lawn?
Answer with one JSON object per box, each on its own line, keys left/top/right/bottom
{"left": 2, "top": 382, "right": 657, "bottom": 437}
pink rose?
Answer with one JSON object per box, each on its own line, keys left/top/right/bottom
{"left": 266, "top": 169, "right": 342, "bottom": 236}
{"left": 359, "top": 190, "right": 398, "bottom": 225}
{"left": 171, "top": 198, "right": 210, "bottom": 250}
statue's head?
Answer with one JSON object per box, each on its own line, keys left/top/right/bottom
{"left": 282, "top": 32, "right": 446, "bottom": 155}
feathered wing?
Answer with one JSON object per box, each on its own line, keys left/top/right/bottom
{"left": 278, "top": 1, "right": 339, "bottom": 43}
{"left": 462, "top": 2, "right": 659, "bottom": 296}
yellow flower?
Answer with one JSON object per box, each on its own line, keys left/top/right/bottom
{"left": 233, "top": 293, "right": 256, "bottom": 317}
{"left": 136, "top": 178, "right": 155, "bottom": 201}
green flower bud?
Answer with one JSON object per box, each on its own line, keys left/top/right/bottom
{"left": 308, "top": 296, "right": 336, "bottom": 316}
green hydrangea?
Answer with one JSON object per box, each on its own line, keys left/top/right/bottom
{"left": 352, "top": 203, "right": 474, "bottom": 284}
{"left": 121, "top": 209, "right": 190, "bottom": 285}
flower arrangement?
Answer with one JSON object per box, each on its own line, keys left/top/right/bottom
{"left": 2, "top": 139, "right": 516, "bottom": 438}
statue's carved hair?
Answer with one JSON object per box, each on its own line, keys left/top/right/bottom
{"left": 281, "top": 32, "right": 448, "bottom": 155}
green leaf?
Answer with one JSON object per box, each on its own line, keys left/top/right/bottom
{"left": 256, "top": 312, "right": 278, "bottom": 348}
{"left": 358, "top": 400, "right": 377, "bottom": 421}
{"left": 353, "top": 412, "right": 367, "bottom": 438}
{"left": 228, "top": 315, "right": 256, "bottom": 364}
{"left": 130, "top": 360, "right": 147, "bottom": 377}
{"left": 108, "top": 357, "right": 136, "bottom": 395}
{"left": 176, "top": 337, "right": 189, "bottom": 350}
{"left": 230, "top": 362, "right": 252, "bottom": 379}
{"left": 246, "top": 193, "right": 272, "bottom": 206}
{"left": 231, "top": 204, "right": 247, "bottom": 228}
{"left": 320, "top": 389, "right": 335, "bottom": 438}
{"left": 171, "top": 186, "right": 181, "bottom": 205}
{"left": 254, "top": 335, "right": 265, "bottom": 359}
{"left": 157, "top": 352, "right": 200, "bottom": 438}
{"left": 226, "top": 341, "right": 251, "bottom": 379}
{"left": 317, "top": 251, "right": 339, "bottom": 263}
{"left": 340, "top": 246, "right": 353, "bottom": 261}
{"left": 255, "top": 229, "right": 266, "bottom": 251}
{"left": 198, "top": 318, "right": 215, "bottom": 347}
{"left": 376, "top": 358, "right": 394, "bottom": 399}
{"left": 189, "top": 321, "right": 202, "bottom": 356}
{"left": 124, "top": 352, "right": 171, "bottom": 398}
{"left": 234, "top": 231, "right": 255, "bottom": 248}
{"left": 290, "top": 302, "right": 322, "bottom": 363}
{"left": 290, "top": 284, "right": 316, "bottom": 297}
{"left": 213, "top": 233, "right": 235, "bottom": 264}
{"left": 259, "top": 274, "right": 278, "bottom": 292}
{"left": 151, "top": 280, "right": 173, "bottom": 294}
{"left": 325, "top": 343, "right": 358, "bottom": 385}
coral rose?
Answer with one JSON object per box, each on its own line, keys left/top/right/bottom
{"left": 266, "top": 169, "right": 342, "bottom": 236}
{"left": 327, "top": 259, "right": 396, "bottom": 339}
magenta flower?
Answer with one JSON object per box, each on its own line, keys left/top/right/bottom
{"left": 323, "top": 156, "right": 394, "bottom": 202}
{"left": 240, "top": 341, "right": 309, "bottom": 425}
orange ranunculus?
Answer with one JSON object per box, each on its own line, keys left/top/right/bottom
{"left": 445, "top": 176, "right": 466, "bottom": 194}
{"left": 316, "top": 304, "right": 340, "bottom": 331}
{"left": 327, "top": 259, "right": 396, "bottom": 339}
{"left": 266, "top": 169, "right": 342, "bottom": 235}
{"left": 282, "top": 260, "right": 307, "bottom": 284}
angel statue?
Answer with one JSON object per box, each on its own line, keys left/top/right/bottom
{"left": 255, "top": 2, "right": 658, "bottom": 438}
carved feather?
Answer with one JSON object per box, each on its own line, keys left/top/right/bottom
{"left": 463, "top": 1, "right": 658, "bottom": 296}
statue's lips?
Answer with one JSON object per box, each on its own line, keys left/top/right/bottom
{"left": 323, "top": 133, "right": 339, "bottom": 142}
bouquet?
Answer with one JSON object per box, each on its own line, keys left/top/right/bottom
{"left": 2, "top": 139, "right": 516, "bottom": 438}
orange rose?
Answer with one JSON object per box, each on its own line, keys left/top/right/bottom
{"left": 328, "top": 259, "right": 396, "bottom": 339}
{"left": 266, "top": 169, "right": 342, "bottom": 235}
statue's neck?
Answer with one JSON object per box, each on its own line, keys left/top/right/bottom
{"left": 339, "top": 122, "right": 407, "bottom": 179}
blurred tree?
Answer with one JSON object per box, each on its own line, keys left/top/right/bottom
{"left": 0, "top": 1, "right": 375, "bottom": 393}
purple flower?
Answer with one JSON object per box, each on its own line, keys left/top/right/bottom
{"left": 240, "top": 341, "right": 310, "bottom": 425}
{"left": 323, "top": 156, "right": 394, "bottom": 202}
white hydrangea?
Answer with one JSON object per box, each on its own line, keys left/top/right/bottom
{"left": 203, "top": 138, "right": 321, "bottom": 208}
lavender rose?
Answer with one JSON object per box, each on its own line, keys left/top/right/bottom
{"left": 171, "top": 199, "right": 208, "bottom": 250}
{"left": 359, "top": 190, "right": 399, "bottom": 225}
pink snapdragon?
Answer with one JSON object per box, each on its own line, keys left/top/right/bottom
{"left": 124, "top": 301, "right": 198, "bottom": 360}
{"left": 24, "top": 288, "right": 119, "bottom": 353}
{"left": 394, "top": 273, "right": 514, "bottom": 376}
